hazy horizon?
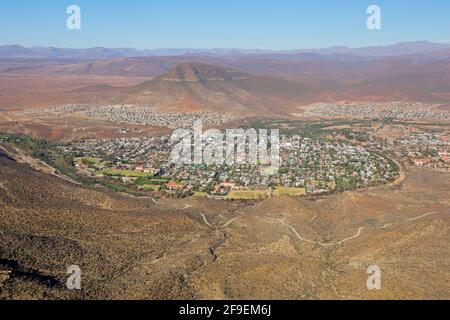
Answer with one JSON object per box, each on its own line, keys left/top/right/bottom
{"left": 2, "top": 40, "right": 450, "bottom": 53}
{"left": 1, "top": 0, "right": 449, "bottom": 50}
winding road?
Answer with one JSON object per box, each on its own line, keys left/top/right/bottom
{"left": 405, "top": 211, "right": 449, "bottom": 222}
{"left": 279, "top": 217, "right": 367, "bottom": 247}
{"left": 278, "top": 211, "right": 449, "bottom": 247}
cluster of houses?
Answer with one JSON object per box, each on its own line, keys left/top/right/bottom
{"left": 82, "top": 105, "right": 235, "bottom": 129}
{"left": 277, "top": 136, "right": 397, "bottom": 193}
{"left": 19, "top": 104, "right": 92, "bottom": 118}
{"left": 410, "top": 150, "right": 450, "bottom": 167}
{"left": 311, "top": 101, "right": 449, "bottom": 120}
{"left": 387, "top": 132, "right": 450, "bottom": 169}
{"left": 60, "top": 133, "right": 399, "bottom": 196}
{"left": 59, "top": 136, "right": 170, "bottom": 175}
{"left": 20, "top": 104, "right": 237, "bottom": 130}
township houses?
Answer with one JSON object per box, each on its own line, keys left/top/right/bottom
{"left": 411, "top": 157, "right": 434, "bottom": 166}
{"left": 166, "top": 181, "right": 184, "bottom": 191}
{"left": 212, "top": 182, "right": 240, "bottom": 195}
{"left": 220, "top": 182, "right": 237, "bottom": 189}
{"left": 439, "top": 151, "right": 450, "bottom": 164}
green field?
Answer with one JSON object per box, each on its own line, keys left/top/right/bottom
{"left": 273, "top": 187, "right": 307, "bottom": 196}
{"left": 100, "top": 169, "right": 154, "bottom": 178}
{"left": 77, "top": 157, "right": 102, "bottom": 163}
{"left": 225, "top": 190, "right": 269, "bottom": 200}
{"left": 193, "top": 191, "right": 208, "bottom": 198}
{"left": 142, "top": 184, "right": 161, "bottom": 191}
{"left": 75, "top": 157, "right": 107, "bottom": 169}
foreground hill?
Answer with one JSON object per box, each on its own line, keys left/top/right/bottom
{"left": 0, "top": 148, "right": 449, "bottom": 299}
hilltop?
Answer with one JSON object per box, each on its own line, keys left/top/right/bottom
{"left": 118, "top": 63, "right": 315, "bottom": 114}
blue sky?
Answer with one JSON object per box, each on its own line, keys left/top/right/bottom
{"left": 0, "top": 0, "right": 449, "bottom": 49}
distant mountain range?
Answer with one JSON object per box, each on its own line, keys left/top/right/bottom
{"left": 1, "top": 41, "right": 450, "bottom": 112}
{"left": 1, "top": 41, "right": 450, "bottom": 60}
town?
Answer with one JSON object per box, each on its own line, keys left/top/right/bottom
{"left": 56, "top": 131, "right": 400, "bottom": 199}
{"left": 307, "top": 101, "right": 449, "bottom": 121}
{"left": 20, "top": 104, "right": 237, "bottom": 129}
